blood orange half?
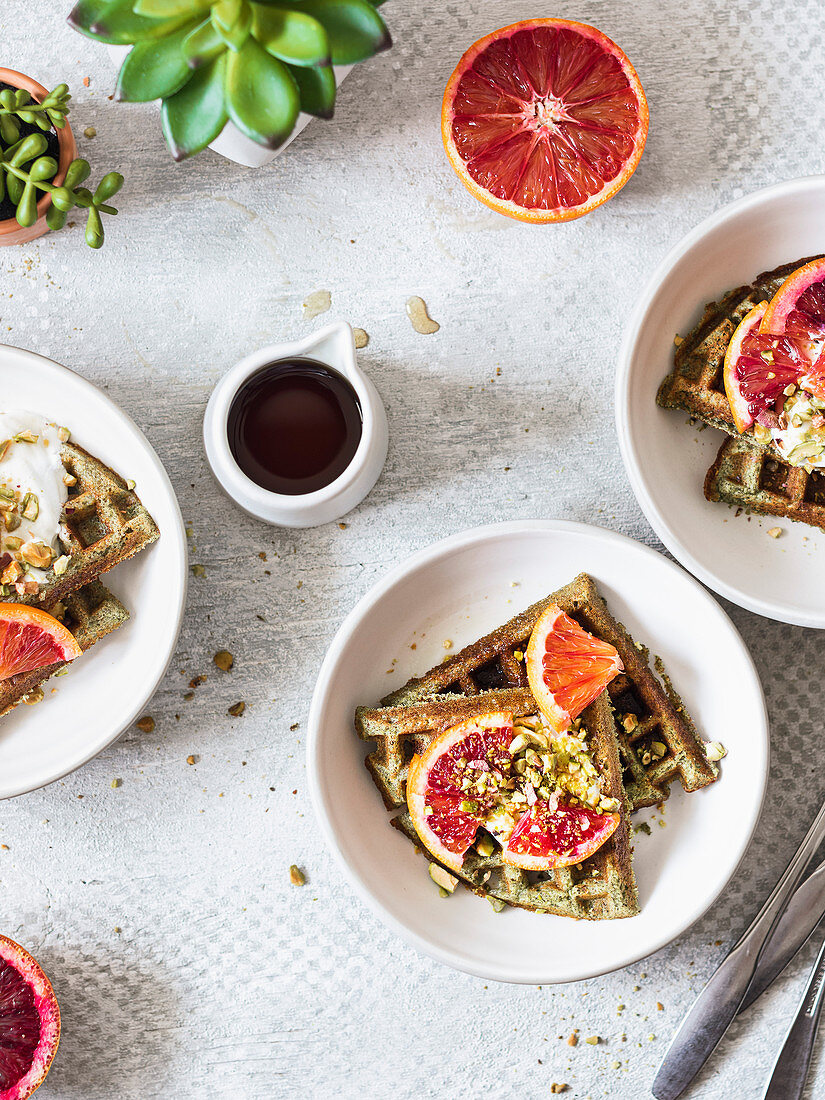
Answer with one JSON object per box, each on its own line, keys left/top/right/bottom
{"left": 723, "top": 302, "right": 808, "bottom": 433}
{"left": 406, "top": 711, "right": 619, "bottom": 875}
{"left": 525, "top": 605, "right": 623, "bottom": 730}
{"left": 441, "top": 19, "right": 649, "bottom": 222}
{"left": 0, "top": 606, "right": 81, "bottom": 684}
{"left": 0, "top": 935, "right": 60, "bottom": 1100}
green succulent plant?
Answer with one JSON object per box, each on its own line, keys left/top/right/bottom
{"left": 68, "top": 0, "right": 392, "bottom": 161}
{"left": 0, "top": 84, "right": 123, "bottom": 248}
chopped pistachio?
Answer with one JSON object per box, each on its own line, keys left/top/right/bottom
{"left": 213, "top": 649, "right": 234, "bottom": 672}
{"left": 13, "top": 430, "right": 37, "bottom": 443}
{"left": 20, "top": 542, "right": 54, "bottom": 569}
{"left": 21, "top": 493, "right": 38, "bottom": 521}
{"left": 3, "top": 512, "right": 20, "bottom": 532}
{"left": 52, "top": 554, "right": 69, "bottom": 576}
{"left": 57, "top": 426, "right": 71, "bottom": 443}
{"left": 135, "top": 715, "right": 155, "bottom": 733}
{"left": 705, "top": 741, "right": 727, "bottom": 762}
{"left": 0, "top": 441, "right": 11, "bottom": 463}
{"left": 0, "top": 484, "right": 14, "bottom": 501}
{"left": 585, "top": 1035, "right": 601, "bottom": 1045}
{"left": 111, "top": 778, "right": 122, "bottom": 789}
{"left": 191, "top": 564, "right": 205, "bottom": 577}
{"left": 62, "top": 473, "right": 77, "bottom": 488}
{"left": 4, "top": 536, "right": 21, "bottom": 551}
{"left": 475, "top": 835, "right": 495, "bottom": 858}
{"left": 289, "top": 864, "right": 306, "bottom": 886}
{"left": 459, "top": 799, "right": 478, "bottom": 813}
{"left": 650, "top": 741, "right": 667, "bottom": 758}
{"left": 621, "top": 712, "right": 638, "bottom": 732}
{"left": 227, "top": 701, "right": 246, "bottom": 717}
{"left": 428, "top": 863, "right": 457, "bottom": 893}
{"left": 126, "top": 478, "right": 136, "bottom": 491}
{"left": 487, "top": 896, "right": 506, "bottom": 913}
{"left": 767, "top": 527, "right": 782, "bottom": 539}
{"left": 22, "top": 686, "right": 44, "bottom": 705}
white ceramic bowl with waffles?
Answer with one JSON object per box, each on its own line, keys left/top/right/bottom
{"left": 617, "top": 175, "right": 825, "bottom": 627}
{"left": 308, "top": 520, "right": 768, "bottom": 984}
{"left": 0, "top": 345, "right": 186, "bottom": 798}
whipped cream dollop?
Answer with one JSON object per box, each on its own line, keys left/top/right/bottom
{"left": 0, "top": 412, "right": 70, "bottom": 579}
{"left": 769, "top": 384, "right": 825, "bottom": 470}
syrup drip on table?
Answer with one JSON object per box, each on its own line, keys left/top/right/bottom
{"left": 227, "top": 359, "right": 362, "bottom": 495}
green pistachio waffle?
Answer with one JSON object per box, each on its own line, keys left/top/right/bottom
{"left": 357, "top": 689, "right": 638, "bottom": 920}
{"left": 656, "top": 257, "right": 824, "bottom": 437}
{"left": 705, "top": 433, "right": 825, "bottom": 531}
{"left": 1, "top": 440, "right": 159, "bottom": 607}
{"left": 379, "top": 573, "right": 717, "bottom": 811}
{"left": 0, "top": 579, "right": 129, "bottom": 716}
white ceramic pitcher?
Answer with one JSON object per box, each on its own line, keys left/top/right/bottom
{"left": 203, "top": 321, "right": 388, "bottom": 527}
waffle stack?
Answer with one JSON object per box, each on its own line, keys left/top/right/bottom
{"left": 355, "top": 574, "right": 717, "bottom": 919}
{"left": 0, "top": 439, "right": 159, "bottom": 714}
{"left": 656, "top": 257, "right": 825, "bottom": 530}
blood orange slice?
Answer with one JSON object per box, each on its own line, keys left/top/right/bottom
{"left": 441, "top": 19, "right": 648, "bottom": 223}
{"left": 525, "top": 605, "right": 622, "bottom": 731}
{"left": 723, "top": 302, "right": 808, "bottom": 433}
{"left": 406, "top": 711, "right": 619, "bottom": 875}
{"left": 0, "top": 935, "right": 60, "bottom": 1100}
{"left": 504, "top": 799, "right": 618, "bottom": 870}
{"left": 0, "top": 606, "right": 81, "bottom": 684}
{"left": 761, "top": 258, "right": 825, "bottom": 346}
{"left": 761, "top": 257, "right": 825, "bottom": 400}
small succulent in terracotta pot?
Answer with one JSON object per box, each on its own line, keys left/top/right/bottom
{"left": 0, "top": 69, "right": 123, "bottom": 248}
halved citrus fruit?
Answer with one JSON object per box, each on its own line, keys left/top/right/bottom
{"left": 0, "top": 935, "right": 60, "bottom": 1100}
{"left": 406, "top": 711, "right": 619, "bottom": 874}
{"left": 441, "top": 19, "right": 649, "bottom": 222}
{"left": 525, "top": 605, "right": 622, "bottom": 730}
{"left": 722, "top": 301, "right": 808, "bottom": 433}
{"left": 0, "top": 606, "right": 81, "bottom": 684}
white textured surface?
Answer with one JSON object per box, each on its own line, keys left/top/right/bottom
{"left": 1, "top": 2, "right": 824, "bottom": 1098}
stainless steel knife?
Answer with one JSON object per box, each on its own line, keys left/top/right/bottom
{"left": 652, "top": 799, "right": 825, "bottom": 1100}
{"left": 740, "top": 858, "right": 825, "bottom": 1013}
{"left": 762, "top": 920, "right": 825, "bottom": 1100}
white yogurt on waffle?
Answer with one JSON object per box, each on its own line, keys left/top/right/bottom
{"left": 0, "top": 412, "right": 69, "bottom": 578}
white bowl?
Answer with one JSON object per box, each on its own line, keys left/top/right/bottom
{"left": 0, "top": 345, "right": 187, "bottom": 797}
{"left": 307, "top": 521, "right": 767, "bottom": 984}
{"left": 617, "top": 175, "right": 825, "bottom": 627}
{"left": 203, "top": 322, "right": 387, "bottom": 528}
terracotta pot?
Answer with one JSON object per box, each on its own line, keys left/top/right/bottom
{"left": 0, "top": 68, "right": 77, "bottom": 246}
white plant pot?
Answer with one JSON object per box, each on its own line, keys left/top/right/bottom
{"left": 107, "top": 45, "right": 350, "bottom": 167}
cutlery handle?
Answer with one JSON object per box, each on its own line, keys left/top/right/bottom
{"left": 763, "top": 931, "right": 825, "bottom": 1100}
{"left": 653, "top": 798, "right": 825, "bottom": 1100}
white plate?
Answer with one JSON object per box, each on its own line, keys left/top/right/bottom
{"left": 0, "top": 345, "right": 187, "bottom": 798}
{"left": 308, "top": 520, "right": 767, "bottom": 984}
{"left": 617, "top": 175, "right": 825, "bottom": 627}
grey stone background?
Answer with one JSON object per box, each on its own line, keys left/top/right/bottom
{"left": 1, "top": 1, "right": 824, "bottom": 1097}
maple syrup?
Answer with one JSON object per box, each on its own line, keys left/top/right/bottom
{"left": 227, "top": 359, "right": 362, "bottom": 495}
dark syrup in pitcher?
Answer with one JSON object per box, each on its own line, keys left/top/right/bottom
{"left": 227, "top": 358, "right": 363, "bottom": 495}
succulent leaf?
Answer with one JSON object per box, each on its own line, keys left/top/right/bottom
{"left": 10, "top": 134, "right": 47, "bottom": 167}
{"left": 212, "top": 0, "right": 253, "bottom": 50}
{"left": 28, "top": 156, "right": 58, "bottom": 182}
{"left": 0, "top": 116, "right": 19, "bottom": 145}
{"left": 161, "top": 54, "right": 228, "bottom": 159}
{"left": 94, "top": 172, "right": 125, "bottom": 201}
{"left": 116, "top": 22, "right": 198, "bottom": 101}
{"left": 225, "top": 35, "right": 299, "bottom": 148}
{"left": 64, "top": 159, "right": 92, "bottom": 189}
{"left": 16, "top": 183, "right": 38, "bottom": 228}
{"left": 182, "top": 17, "right": 227, "bottom": 67}
{"left": 134, "top": 0, "right": 210, "bottom": 15}
{"left": 68, "top": 0, "right": 192, "bottom": 43}
{"left": 85, "top": 206, "right": 105, "bottom": 249}
{"left": 288, "top": 62, "right": 334, "bottom": 118}
{"left": 46, "top": 202, "right": 69, "bottom": 231}
{"left": 252, "top": 6, "right": 330, "bottom": 68}
{"left": 292, "top": 0, "right": 390, "bottom": 64}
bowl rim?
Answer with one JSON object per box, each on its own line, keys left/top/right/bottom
{"left": 615, "top": 174, "right": 825, "bottom": 628}
{"left": 306, "top": 519, "right": 768, "bottom": 983}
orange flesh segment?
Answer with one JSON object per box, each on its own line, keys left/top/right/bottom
{"left": 0, "top": 605, "right": 81, "bottom": 683}
{"left": 449, "top": 24, "right": 644, "bottom": 211}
